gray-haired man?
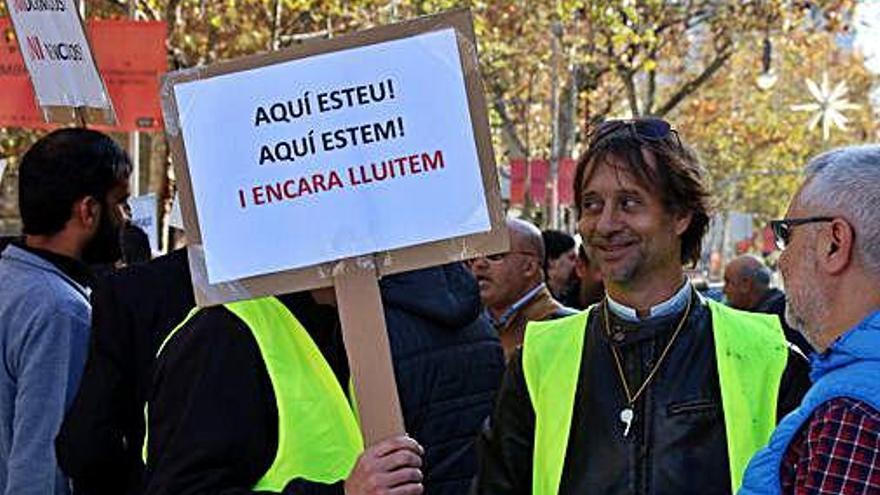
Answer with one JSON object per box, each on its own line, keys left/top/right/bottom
{"left": 740, "top": 145, "right": 880, "bottom": 494}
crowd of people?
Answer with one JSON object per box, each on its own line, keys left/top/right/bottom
{"left": 0, "top": 119, "right": 878, "bottom": 495}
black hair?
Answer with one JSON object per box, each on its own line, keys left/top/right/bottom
{"left": 121, "top": 222, "right": 152, "bottom": 265}
{"left": 19, "top": 129, "right": 131, "bottom": 236}
{"left": 541, "top": 229, "right": 575, "bottom": 262}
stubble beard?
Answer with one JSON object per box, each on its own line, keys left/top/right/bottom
{"left": 590, "top": 244, "right": 644, "bottom": 286}
{"left": 785, "top": 283, "right": 828, "bottom": 351}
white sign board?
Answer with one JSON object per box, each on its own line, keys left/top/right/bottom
{"left": 173, "top": 28, "right": 491, "bottom": 284}
{"left": 168, "top": 192, "right": 184, "bottom": 230}
{"left": 5, "top": 0, "right": 113, "bottom": 115}
{"left": 129, "top": 193, "right": 159, "bottom": 253}
{"left": 0, "top": 159, "right": 7, "bottom": 185}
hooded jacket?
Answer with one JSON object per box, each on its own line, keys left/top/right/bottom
{"left": 382, "top": 263, "right": 506, "bottom": 494}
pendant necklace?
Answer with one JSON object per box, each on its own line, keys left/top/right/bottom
{"left": 604, "top": 290, "right": 693, "bottom": 438}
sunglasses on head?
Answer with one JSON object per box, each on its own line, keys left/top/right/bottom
{"left": 590, "top": 117, "right": 682, "bottom": 149}
{"left": 769, "top": 217, "right": 835, "bottom": 250}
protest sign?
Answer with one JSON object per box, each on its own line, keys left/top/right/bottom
{"left": 4, "top": 0, "right": 115, "bottom": 125}
{"left": 129, "top": 193, "right": 159, "bottom": 254}
{"left": 168, "top": 192, "right": 183, "bottom": 230}
{"left": 164, "top": 8, "right": 506, "bottom": 444}
{"left": 0, "top": 18, "right": 166, "bottom": 130}
{"left": 164, "top": 8, "right": 506, "bottom": 302}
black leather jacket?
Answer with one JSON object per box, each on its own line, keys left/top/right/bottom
{"left": 472, "top": 294, "right": 811, "bottom": 495}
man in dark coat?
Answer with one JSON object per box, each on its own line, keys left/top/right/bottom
{"left": 142, "top": 262, "right": 504, "bottom": 494}
{"left": 56, "top": 248, "right": 193, "bottom": 495}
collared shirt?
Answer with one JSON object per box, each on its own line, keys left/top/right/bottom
{"left": 15, "top": 241, "right": 94, "bottom": 289}
{"left": 486, "top": 283, "right": 547, "bottom": 329}
{"left": 780, "top": 397, "right": 880, "bottom": 494}
{"left": 606, "top": 279, "right": 693, "bottom": 322}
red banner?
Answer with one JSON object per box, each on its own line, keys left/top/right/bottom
{"left": 0, "top": 18, "right": 167, "bottom": 131}
{"left": 509, "top": 158, "right": 575, "bottom": 206}
{"left": 558, "top": 158, "right": 575, "bottom": 205}
{"left": 509, "top": 158, "right": 530, "bottom": 204}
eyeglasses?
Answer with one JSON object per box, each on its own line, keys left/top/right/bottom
{"left": 770, "top": 217, "right": 835, "bottom": 250}
{"left": 589, "top": 117, "right": 682, "bottom": 149}
{"left": 483, "top": 251, "right": 540, "bottom": 262}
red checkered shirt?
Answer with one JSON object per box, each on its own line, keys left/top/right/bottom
{"left": 780, "top": 397, "right": 880, "bottom": 494}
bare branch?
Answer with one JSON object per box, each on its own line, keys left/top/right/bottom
{"left": 655, "top": 42, "right": 733, "bottom": 117}
{"left": 165, "top": 0, "right": 188, "bottom": 69}
{"left": 488, "top": 79, "right": 527, "bottom": 157}
{"left": 643, "top": 67, "right": 656, "bottom": 115}
{"left": 270, "top": 0, "right": 283, "bottom": 51}
{"left": 557, "top": 69, "right": 577, "bottom": 159}
{"left": 138, "top": 0, "right": 159, "bottom": 21}
{"left": 619, "top": 66, "right": 641, "bottom": 116}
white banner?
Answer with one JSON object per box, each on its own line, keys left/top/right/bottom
{"left": 0, "top": 159, "right": 7, "bottom": 185}
{"left": 129, "top": 193, "right": 158, "bottom": 253}
{"left": 168, "top": 192, "right": 183, "bottom": 230}
{"left": 6, "top": 0, "right": 112, "bottom": 110}
{"left": 174, "top": 28, "right": 491, "bottom": 284}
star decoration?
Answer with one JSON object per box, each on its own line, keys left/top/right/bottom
{"left": 790, "top": 73, "right": 861, "bottom": 141}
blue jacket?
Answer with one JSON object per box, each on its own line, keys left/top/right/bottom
{"left": 739, "top": 310, "right": 880, "bottom": 494}
{"left": 0, "top": 245, "right": 91, "bottom": 495}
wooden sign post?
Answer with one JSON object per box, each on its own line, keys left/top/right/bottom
{"left": 163, "top": 8, "right": 507, "bottom": 444}
{"left": 333, "top": 257, "right": 405, "bottom": 443}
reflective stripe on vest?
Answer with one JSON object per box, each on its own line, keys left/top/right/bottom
{"left": 522, "top": 299, "right": 788, "bottom": 495}
{"left": 143, "top": 297, "right": 363, "bottom": 491}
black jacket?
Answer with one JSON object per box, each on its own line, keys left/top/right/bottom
{"left": 472, "top": 294, "right": 811, "bottom": 495}
{"left": 56, "top": 248, "right": 194, "bottom": 495}
{"left": 143, "top": 262, "right": 504, "bottom": 495}
{"left": 381, "top": 263, "right": 506, "bottom": 494}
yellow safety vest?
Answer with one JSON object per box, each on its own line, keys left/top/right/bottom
{"left": 144, "top": 296, "right": 363, "bottom": 491}
{"left": 522, "top": 299, "right": 787, "bottom": 495}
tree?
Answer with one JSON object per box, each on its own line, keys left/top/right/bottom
{"left": 675, "top": 23, "right": 876, "bottom": 223}
{"left": 0, "top": 0, "right": 868, "bottom": 235}
{"left": 477, "top": 0, "right": 860, "bottom": 225}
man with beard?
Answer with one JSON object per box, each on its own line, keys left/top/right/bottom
{"left": 472, "top": 118, "right": 810, "bottom": 494}
{"left": 0, "top": 129, "right": 130, "bottom": 495}
{"left": 740, "top": 145, "right": 880, "bottom": 494}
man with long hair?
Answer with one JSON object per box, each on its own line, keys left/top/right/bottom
{"left": 473, "top": 118, "right": 810, "bottom": 495}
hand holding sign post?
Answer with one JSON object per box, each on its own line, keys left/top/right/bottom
{"left": 162, "top": 9, "right": 506, "bottom": 445}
